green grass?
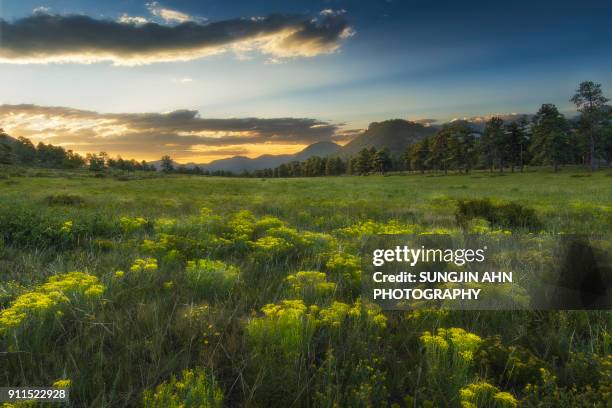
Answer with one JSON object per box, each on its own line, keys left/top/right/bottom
{"left": 0, "top": 166, "right": 610, "bottom": 407}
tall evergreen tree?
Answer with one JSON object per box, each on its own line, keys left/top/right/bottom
{"left": 504, "top": 118, "right": 530, "bottom": 172}
{"left": 530, "top": 104, "right": 571, "bottom": 172}
{"left": 160, "top": 155, "right": 174, "bottom": 173}
{"left": 431, "top": 127, "right": 452, "bottom": 174}
{"left": 481, "top": 117, "right": 505, "bottom": 172}
{"left": 406, "top": 137, "right": 430, "bottom": 173}
{"left": 445, "top": 122, "right": 476, "bottom": 173}
{"left": 354, "top": 148, "right": 372, "bottom": 175}
{"left": 371, "top": 148, "right": 392, "bottom": 174}
{"left": 570, "top": 81, "right": 610, "bottom": 171}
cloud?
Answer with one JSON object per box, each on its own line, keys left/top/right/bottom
{"left": 146, "top": 2, "right": 199, "bottom": 24}
{"left": 32, "top": 6, "right": 51, "bottom": 15}
{"left": 0, "top": 10, "right": 353, "bottom": 65}
{"left": 118, "top": 14, "right": 149, "bottom": 25}
{"left": 0, "top": 104, "right": 340, "bottom": 160}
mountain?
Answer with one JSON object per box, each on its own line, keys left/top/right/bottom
{"left": 152, "top": 141, "right": 342, "bottom": 173}
{"left": 292, "top": 141, "right": 342, "bottom": 161}
{"left": 204, "top": 141, "right": 341, "bottom": 173}
{"left": 340, "top": 119, "right": 437, "bottom": 156}
{"left": 452, "top": 114, "right": 532, "bottom": 132}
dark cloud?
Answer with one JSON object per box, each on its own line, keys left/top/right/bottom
{"left": 0, "top": 104, "right": 339, "bottom": 158}
{"left": 0, "top": 11, "right": 353, "bottom": 64}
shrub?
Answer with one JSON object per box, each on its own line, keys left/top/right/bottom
{"left": 120, "top": 216, "right": 149, "bottom": 234}
{"left": 0, "top": 272, "right": 105, "bottom": 336}
{"left": 44, "top": 193, "right": 84, "bottom": 206}
{"left": 474, "top": 336, "right": 544, "bottom": 388}
{"left": 246, "top": 300, "right": 317, "bottom": 406}
{"left": 185, "top": 259, "right": 239, "bottom": 299}
{"left": 129, "top": 258, "right": 158, "bottom": 273}
{"left": 420, "top": 328, "right": 483, "bottom": 405}
{"left": 286, "top": 271, "right": 335, "bottom": 304}
{"left": 143, "top": 369, "right": 223, "bottom": 408}
{"left": 456, "top": 199, "right": 541, "bottom": 230}
{"left": 253, "top": 215, "right": 285, "bottom": 237}
{"left": 337, "top": 219, "right": 418, "bottom": 238}
{"left": 459, "top": 382, "right": 518, "bottom": 408}
{"left": 325, "top": 251, "right": 362, "bottom": 288}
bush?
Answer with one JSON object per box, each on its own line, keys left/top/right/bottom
{"left": 459, "top": 382, "right": 518, "bottom": 408}
{"left": 456, "top": 199, "right": 541, "bottom": 230}
{"left": 0, "top": 272, "right": 105, "bottom": 339}
{"left": 420, "top": 328, "right": 483, "bottom": 405}
{"left": 185, "top": 259, "right": 239, "bottom": 299}
{"left": 246, "top": 300, "right": 317, "bottom": 406}
{"left": 44, "top": 193, "right": 85, "bottom": 206}
{"left": 286, "top": 271, "right": 335, "bottom": 304}
{"left": 143, "top": 369, "right": 223, "bottom": 408}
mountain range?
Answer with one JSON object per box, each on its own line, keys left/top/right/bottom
{"left": 155, "top": 119, "right": 440, "bottom": 172}
{"left": 4, "top": 115, "right": 532, "bottom": 172}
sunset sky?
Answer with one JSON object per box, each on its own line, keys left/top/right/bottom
{"left": 1, "top": 0, "right": 611, "bottom": 162}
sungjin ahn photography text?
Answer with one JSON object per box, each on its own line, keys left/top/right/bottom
{"left": 0, "top": 0, "right": 610, "bottom": 407}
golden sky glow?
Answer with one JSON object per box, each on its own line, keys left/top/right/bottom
{"left": 0, "top": 104, "right": 344, "bottom": 163}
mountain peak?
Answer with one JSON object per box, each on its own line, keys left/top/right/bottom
{"left": 341, "top": 119, "right": 436, "bottom": 156}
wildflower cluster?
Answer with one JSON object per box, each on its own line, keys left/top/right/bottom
{"left": 325, "top": 251, "right": 362, "bottom": 285}
{"left": 52, "top": 379, "right": 72, "bottom": 389}
{"left": 420, "top": 327, "right": 483, "bottom": 403}
{"left": 143, "top": 369, "right": 223, "bottom": 408}
{"left": 459, "top": 381, "right": 518, "bottom": 408}
{"left": 59, "top": 220, "right": 73, "bottom": 234}
{"left": 337, "top": 220, "right": 418, "bottom": 238}
{"left": 421, "top": 327, "right": 482, "bottom": 362}
{"left": 120, "top": 216, "right": 148, "bottom": 234}
{"left": 227, "top": 210, "right": 256, "bottom": 243}
{"left": 247, "top": 298, "right": 386, "bottom": 345}
{"left": 130, "top": 258, "right": 158, "bottom": 273}
{"left": 286, "top": 271, "right": 335, "bottom": 302}
{"left": 0, "top": 272, "right": 105, "bottom": 334}
{"left": 185, "top": 259, "right": 239, "bottom": 299}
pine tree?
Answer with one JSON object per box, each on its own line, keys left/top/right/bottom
{"left": 570, "top": 81, "right": 610, "bottom": 171}
{"left": 354, "top": 148, "right": 372, "bottom": 175}
{"left": 504, "top": 118, "right": 530, "bottom": 172}
{"left": 482, "top": 117, "right": 505, "bottom": 172}
{"left": 530, "top": 104, "right": 571, "bottom": 172}
{"left": 371, "top": 149, "right": 391, "bottom": 174}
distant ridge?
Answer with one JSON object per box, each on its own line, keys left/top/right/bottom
{"left": 152, "top": 120, "right": 439, "bottom": 172}
{"left": 152, "top": 141, "right": 342, "bottom": 173}
{"left": 340, "top": 119, "right": 437, "bottom": 156}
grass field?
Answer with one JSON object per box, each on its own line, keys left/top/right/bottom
{"left": 0, "top": 166, "right": 611, "bottom": 407}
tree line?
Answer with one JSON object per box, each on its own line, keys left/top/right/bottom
{"left": 1, "top": 81, "right": 610, "bottom": 175}
{"left": 0, "top": 135, "right": 157, "bottom": 172}
{"left": 242, "top": 81, "right": 612, "bottom": 177}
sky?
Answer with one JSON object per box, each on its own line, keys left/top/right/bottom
{"left": 0, "top": 0, "right": 611, "bottom": 162}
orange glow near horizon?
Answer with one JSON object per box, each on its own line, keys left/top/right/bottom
{"left": 0, "top": 107, "right": 355, "bottom": 164}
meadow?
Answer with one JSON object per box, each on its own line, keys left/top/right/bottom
{"left": 0, "top": 166, "right": 610, "bottom": 407}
